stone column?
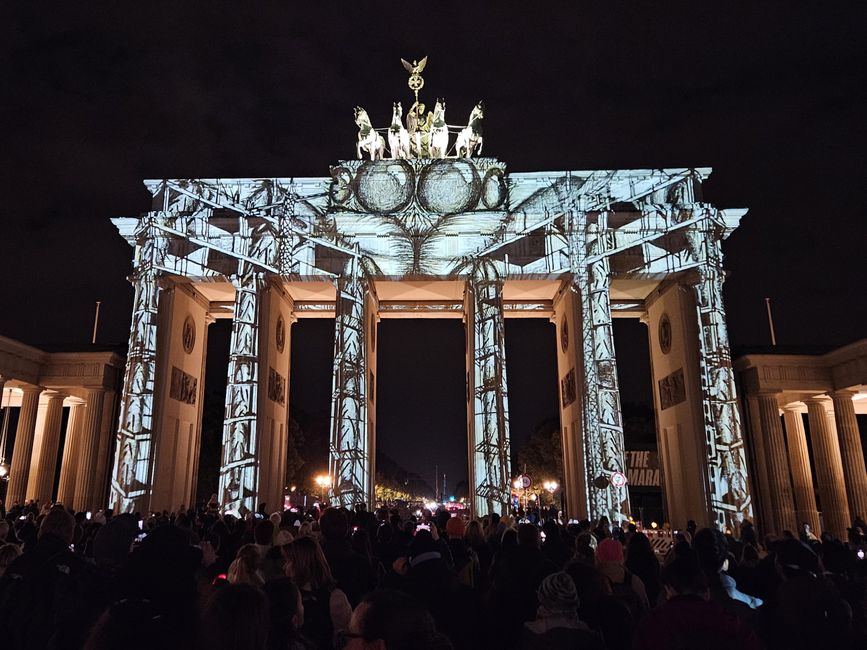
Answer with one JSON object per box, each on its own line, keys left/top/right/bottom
{"left": 567, "top": 210, "right": 629, "bottom": 522}
{"left": 7, "top": 386, "right": 42, "bottom": 505}
{"left": 0, "top": 379, "right": 9, "bottom": 473}
{"left": 73, "top": 388, "right": 106, "bottom": 512}
{"left": 805, "top": 397, "right": 850, "bottom": 538}
{"left": 27, "top": 392, "right": 65, "bottom": 505}
{"left": 329, "top": 255, "right": 373, "bottom": 510}
{"left": 756, "top": 394, "right": 796, "bottom": 534}
{"left": 831, "top": 391, "right": 867, "bottom": 521}
{"left": 219, "top": 269, "right": 264, "bottom": 514}
{"left": 464, "top": 261, "right": 512, "bottom": 518}
{"left": 110, "top": 270, "right": 161, "bottom": 513}
{"left": 57, "top": 398, "right": 85, "bottom": 507}
{"left": 782, "top": 405, "right": 820, "bottom": 533}
{"left": 744, "top": 395, "right": 773, "bottom": 533}
{"left": 685, "top": 214, "right": 753, "bottom": 531}
{"left": 579, "top": 249, "right": 629, "bottom": 520}
{"left": 109, "top": 218, "right": 166, "bottom": 514}
{"left": 553, "top": 283, "right": 589, "bottom": 521}
{"left": 256, "top": 282, "right": 296, "bottom": 514}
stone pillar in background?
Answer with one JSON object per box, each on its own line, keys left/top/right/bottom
{"left": 686, "top": 212, "right": 752, "bottom": 531}
{"left": 579, "top": 237, "right": 630, "bottom": 521}
{"left": 219, "top": 269, "right": 264, "bottom": 514}
{"left": 329, "top": 255, "right": 373, "bottom": 510}
{"left": 73, "top": 388, "right": 106, "bottom": 512}
{"left": 744, "top": 395, "right": 773, "bottom": 533}
{"left": 464, "top": 261, "right": 512, "bottom": 518}
{"left": 782, "top": 405, "right": 820, "bottom": 533}
{"left": 256, "top": 281, "right": 296, "bottom": 513}
{"left": 831, "top": 391, "right": 867, "bottom": 521}
{"left": 756, "top": 393, "right": 796, "bottom": 534}
{"left": 553, "top": 281, "right": 588, "bottom": 521}
{"left": 805, "top": 397, "right": 850, "bottom": 538}
{"left": 7, "top": 386, "right": 42, "bottom": 505}
{"left": 27, "top": 392, "right": 65, "bottom": 505}
{"left": 150, "top": 280, "right": 210, "bottom": 513}
{"left": 57, "top": 398, "right": 85, "bottom": 507}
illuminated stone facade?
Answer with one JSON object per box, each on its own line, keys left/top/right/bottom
{"left": 105, "top": 157, "right": 753, "bottom": 529}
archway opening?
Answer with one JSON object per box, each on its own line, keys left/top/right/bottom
{"left": 376, "top": 320, "right": 466, "bottom": 503}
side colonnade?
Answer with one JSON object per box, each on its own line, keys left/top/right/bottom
{"left": 0, "top": 338, "right": 123, "bottom": 512}
{"left": 736, "top": 341, "right": 867, "bottom": 539}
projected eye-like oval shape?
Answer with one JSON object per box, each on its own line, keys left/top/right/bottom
{"left": 329, "top": 166, "right": 353, "bottom": 204}
{"left": 481, "top": 167, "right": 506, "bottom": 209}
{"left": 417, "top": 159, "right": 481, "bottom": 214}
{"left": 353, "top": 160, "right": 415, "bottom": 214}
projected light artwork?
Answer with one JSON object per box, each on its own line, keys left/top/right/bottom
{"left": 108, "top": 57, "right": 751, "bottom": 529}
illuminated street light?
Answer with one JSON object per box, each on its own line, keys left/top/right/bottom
{"left": 543, "top": 480, "right": 559, "bottom": 493}
{"left": 314, "top": 474, "right": 332, "bottom": 490}
{"left": 0, "top": 462, "right": 8, "bottom": 479}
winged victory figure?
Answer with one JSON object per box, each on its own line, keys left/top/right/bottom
{"left": 401, "top": 56, "right": 428, "bottom": 76}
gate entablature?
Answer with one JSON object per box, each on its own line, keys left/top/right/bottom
{"left": 123, "top": 166, "right": 739, "bottom": 286}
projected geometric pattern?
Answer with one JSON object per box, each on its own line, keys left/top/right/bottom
{"left": 465, "top": 260, "right": 512, "bottom": 516}
{"left": 220, "top": 266, "right": 265, "bottom": 514}
{"left": 329, "top": 254, "right": 372, "bottom": 508}
{"left": 570, "top": 209, "right": 631, "bottom": 521}
{"left": 110, "top": 217, "right": 164, "bottom": 514}
{"left": 109, "top": 159, "right": 752, "bottom": 528}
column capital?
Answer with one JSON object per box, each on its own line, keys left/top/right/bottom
{"left": 19, "top": 385, "right": 44, "bottom": 396}
{"left": 782, "top": 402, "right": 806, "bottom": 413}
{"left": 41, "top": 390, "right": 66, "bottom": 401}
{"left": 830, "top": 389, "right": 858, "bottom": 401}
{"left": 803, "top": 395, "right": 832, "bottom": 407}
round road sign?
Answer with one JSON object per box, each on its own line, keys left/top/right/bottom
{"left": 611, "top": 471, "right": 627, "bottom": 488}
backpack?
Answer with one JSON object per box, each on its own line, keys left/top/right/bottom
{"left": 610, "top": 569, "right": 646, "bottom": 619}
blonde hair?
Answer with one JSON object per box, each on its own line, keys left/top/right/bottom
{"left": 282, "top": 536, "right": 334, "bottom": 590}
{"left": 227, "top": 543, "right": 263, "bottom": 587}
{"left": 464, "top": 520, "right": 485, "bottom": 546}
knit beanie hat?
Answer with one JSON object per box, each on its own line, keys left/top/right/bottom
{"left": 537, "top": 571, "right": 579, "bottom": 612}
{"left": 596, "top": 538, "right": 624, "bottom": 563}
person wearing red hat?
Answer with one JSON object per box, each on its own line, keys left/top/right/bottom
{"left": 596, "top": 537, "right": 649, "bottom": 617}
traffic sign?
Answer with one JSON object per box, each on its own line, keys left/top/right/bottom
{"left": 610, "top": 471, "right": 627, "bottom": 488}
{"left": 520, "top": 474, "right": 532, "bottom": 489}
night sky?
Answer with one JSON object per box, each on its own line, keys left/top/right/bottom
{"left": 2, "top": 4, "right": 865, "bottom": 491}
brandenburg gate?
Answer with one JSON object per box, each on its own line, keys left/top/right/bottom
{"left": 107, "top": 66, "right": 753, "bottom": 530}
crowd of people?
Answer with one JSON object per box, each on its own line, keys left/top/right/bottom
{"left": 0, "top": 496, "right": 866, "bottom": 650}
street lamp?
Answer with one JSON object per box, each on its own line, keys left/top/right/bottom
{"left": 543, "top": 480, "right": 559, "bottom": 508}
{"left": 314, "top": 474, "right": 332, "bottom": 498}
